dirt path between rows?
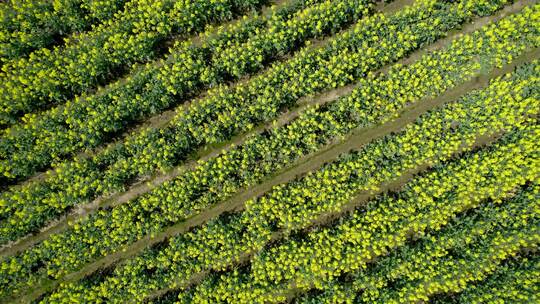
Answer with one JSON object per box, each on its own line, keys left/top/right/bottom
{"left": 3, "top": 0, "right": 531, "bottom": 261}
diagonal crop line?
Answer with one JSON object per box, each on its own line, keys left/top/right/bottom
{"left": 29, "top": 51, "right": 538, "bottom": 304}
{"left": 1, "top": 0, "right": 529, "bottom": 255}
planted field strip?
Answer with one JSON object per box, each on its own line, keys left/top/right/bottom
{"left": 0, "top": 0, "right": 129, "bottom": 61}
{"left": 1, "top": 0, "right": 528, "bottom": 248}
{"left": 0, "top": 9, "right": 536, "bottom": 298}
{"left": 0, "top": 0, "right": 270, "bottom": 126}
{"left": 430, "top": 254, "right": 540, "bottom": 303}
{"left": 2, "top": 0, "right": 531, "bottom": 260}
{"left": 167, "top": 125, "right": 539, "bottom": 303}
{"left": 293, "top": 183, "right": 539, "bottom": 303}
{"left": 23, "top": 60, "right": 540, "bottom": 303}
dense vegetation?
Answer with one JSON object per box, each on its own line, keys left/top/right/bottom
{"left": 0, "top": 0, "right": 537, "bottom": 302}
{"left": 0, "top": 0, "right": 372, "bottom": 181}
{"left": 3, "top": 0, "right": 531, "bottom": 245}
{"left": 0, "top": 0, "right": 268, "bottom": 125}
{"left": 0, "top": 0, "right": 129, "bottom": 61}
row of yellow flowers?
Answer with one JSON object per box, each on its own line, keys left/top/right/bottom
{"left": 0, "top": 0, "right": 267, "bottom": 125}
{"left": 174, "top": 124, "right": 539, "bottom": 303}
{"left": 453, "top": 251, "right": 539, "bottom": 303}
{"left": 0, "top": 0, "right": 517, "bottom": 247}
{"left": 298, "top": 183, "right": 539, "bottom": 303}
{"left": 36, "top": 59, "right": 539, "bottom": 302}
{"left": 0, "top": 0, "right": 128, "bottom": 60}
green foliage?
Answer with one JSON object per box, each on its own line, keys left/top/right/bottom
{"left": 444, "top": 255, "right": 540, "bottom": 303}
{"left": 0, "top": 0, "right": 525, "bottom": 246}
{"left": 0, "top": 0, "right": 267, "bottom": 125}
{"left": 0, "top": 1, "right": 538, "bottom": 303}
{"left": 0, "top": 0, "right": 128, "bottom": 60}
{"left": 0, "top": 0, "right": 371, "bottom": 181}
{"left": 27, "top": 59, "right": 540, "bottom": 302}
{"left": 297, "top": 184, "right": 540, "bottom": 303}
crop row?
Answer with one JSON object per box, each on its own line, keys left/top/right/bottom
{"left": 0, "top": 0, "right": 128, "bottom": 61}
{"left": 369, "top": 227, "right": 538, "bottom": 304}
{"left": 30, "top": 63, "right": 539, "bottom": 302}
{"left": 374, "top": 228, "right": 537, "bottom": 304}
{"left": 296, "top": 183, "right": 539, "bottom": 303}
{"left": 0, "top": 3, "right": 536, "bottom": 286}
{"left": 0, "top": 0, "right": 372, "bottom": 181}
{"left": 0, "top": 0, "right": 523, "bottom": 244}
{"left": 0, "top": 0, "right": 267, "bottom": 125}
{"left": 434, "top": 254, "right": 539, "bottom": 304}
{"left": 169, "top": 124, "right": 539, "bottom": 303}
{"left": 0, "top": 0, "right": 369, "bottom": 239}
{"left": 0, "top": 0, "right": 530, "bottom": 263}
